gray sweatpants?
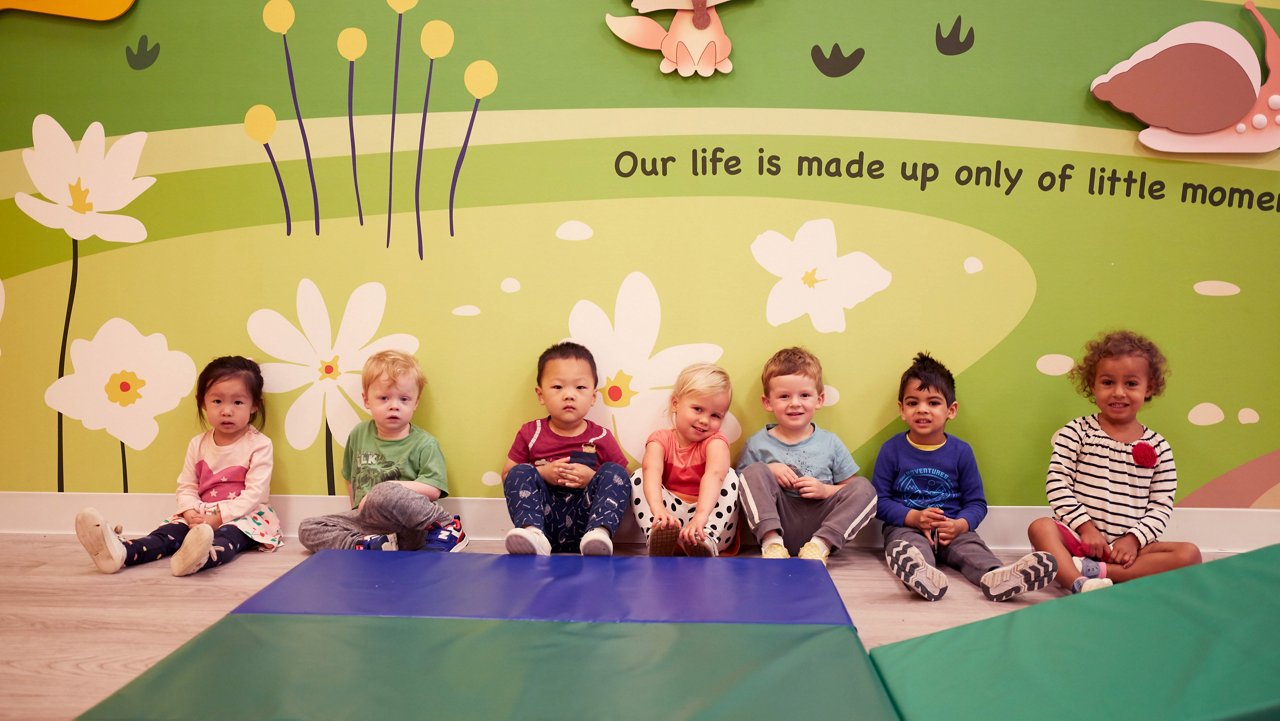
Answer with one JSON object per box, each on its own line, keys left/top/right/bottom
{"left": 882, "top": 524, "right": 1002, "bottom": 586}
{"left": 738, "top": 462, "right": 877, "bottom": 555}
{"left": 298, "top": 481, "right": 451, "bottom": 552}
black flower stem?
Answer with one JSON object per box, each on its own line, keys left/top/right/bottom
{"left": 56, "top": 237, "right": 79, "bottom": 492}
{"left": 282, "top": 34, "right": 320, "bottom": 235}
{"left": 386, "top": 13, "right": 404, "bottom": 247}
{"left": 448, "top": 98, "right": 481, "bottom": 237}
{"left": 414, "top": 58, "right": 436, "bottom": 260}
{"left": 120, "top": 442, "right": 129, "bottom": 493}
{"left": 264, "top": 143, "right": 292, "bottom": 236}
{"left": 325, "top": 425, "right": 336, "bottom": 496}
{"left": 347, "top": 60, "right": 364, "bottom": 225}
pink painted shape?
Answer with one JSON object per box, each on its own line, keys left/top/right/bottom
{"left": 1178, "top": 449, "right": 1280, "bottom": 508}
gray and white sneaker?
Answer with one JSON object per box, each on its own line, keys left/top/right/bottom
{"left": 886, "top": 539, "right": 948, "bottom": 601}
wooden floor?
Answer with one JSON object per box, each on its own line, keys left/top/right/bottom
{"left": 1, "top": 533, "right": 1076, "bottom": 721}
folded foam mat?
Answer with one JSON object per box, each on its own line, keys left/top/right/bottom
{"left": 234, "top": 550, "right": 853, "bottom": 625}
{"left": 80, "top": 614, "right": 897, "bottom": 720}
{"left": 870, "top": 545, "right": 1280, "bottom": 721}
{"left": 81, "top": 553, "right": 900, "bottom": 720}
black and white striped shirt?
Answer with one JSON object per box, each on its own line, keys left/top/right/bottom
{"left": 1045, "top": 415, "right": 1176, "bottom": 547}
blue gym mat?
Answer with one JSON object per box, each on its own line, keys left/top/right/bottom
{"left": 234, "top": 550, "right": 853, "bottom": 625}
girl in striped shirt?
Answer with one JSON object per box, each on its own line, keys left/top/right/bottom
{"left": 1028, "top": 331, "right": 1201, "bottom": 593}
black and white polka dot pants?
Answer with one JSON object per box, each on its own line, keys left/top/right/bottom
{"left": 629, "top": 468, "right": 740, "bottom": 553}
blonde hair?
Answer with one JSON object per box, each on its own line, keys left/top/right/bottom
{"left": 761, "top": 346, "right": 822, "bottom": 394}
{"left": 671, "top": 362, "right": 732, "bottom": 403}
{"left": 362, "top": 350, "right": 426, "bottom": 397}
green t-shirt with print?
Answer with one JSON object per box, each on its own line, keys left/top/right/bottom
{"left": 342, "top": 421, "right": 448, "bottom": 509}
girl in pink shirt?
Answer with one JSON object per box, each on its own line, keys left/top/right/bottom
{"left": 631, "top": 363, "right": 740, "bottom": 556}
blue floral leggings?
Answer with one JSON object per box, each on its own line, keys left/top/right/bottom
{"left": 123, "top": 522, "right": 254, "bottom": 571}
{"left": 503, "top": 462, "right": 631, "bottom": 552}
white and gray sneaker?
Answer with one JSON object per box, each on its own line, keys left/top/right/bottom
{"left": 886, "top": 539, "right": 948, "bottom": 601}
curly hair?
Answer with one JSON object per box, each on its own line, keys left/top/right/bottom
{"left": 761, "top": 346, "right": 823, "bottom": 394}
{"left": 1070, "top": 330, "right": 1168, "bottom": 401}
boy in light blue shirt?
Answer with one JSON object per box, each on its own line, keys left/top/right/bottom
{"left": 737, "top": 347, "right": 877, "bottom": 566}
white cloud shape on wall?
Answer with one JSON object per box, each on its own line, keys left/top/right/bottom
{"left": 1188, "top": 402, "right": 1225, "bottom": 426}
{"left": 556, "top": 220, "right": 593, "bottom": 241}
{"left": 1036, "top": 354, "right": 1075, "bottom": 376}
{"left": 1193, "top": 280, "right": 1240, "bottom": 297}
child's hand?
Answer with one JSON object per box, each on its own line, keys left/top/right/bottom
{"left": 205, "top": 507, "right": 223, "bottom": 530}
{"left": 1110, "top": 534, "right": 1140, "bottom": 567}
{"left": 651, "top": 510, "right": 678, "bottom": 530}
{"left": 936, "top": 517, "right": 969, "bottom": 546}
{"left": 767, "top": 463, "right": 798, "bottom": 489}
{"left": 794, "top": 476, "right": 833, "bottom": 500}
{"left": 916, "top": 507, "right": 947, "bottom": 530}
{"left": 1078, "top": 524, "right": 1110, "bottom": 560}
{"left": 181, "top": 509, "right": 205, "bottom": 526}
{"left": 679, "top": 517, "right": 708, "bottom": 548}
{"left": 547, "top": 459, "right": 592, "bottom": 488}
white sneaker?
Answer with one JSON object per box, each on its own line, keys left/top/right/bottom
{"left": 171, "top": 524, "right": 214, "bottom": 577}
{"left": 579, "top": 527, "right": 614, "bottom": 556}
{"left": 505, "top": 526, "right": 551, "bottom": 555}
{"left": 75, "top": 507, "right": 126, "bottom": 574}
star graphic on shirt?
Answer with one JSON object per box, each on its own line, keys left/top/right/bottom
{"left": 209, "top": 488, "right": 219, "bottom": 498}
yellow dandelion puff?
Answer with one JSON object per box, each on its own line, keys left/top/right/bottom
{"left": 464, "top": 60, "right": 498, "bottom": 99}
{"left": 338, "top": 28, "right": 367, "bottom": 61}
{"left": 420, "top": 20, "right": 454, "bottom": 59}
{"left": 244, "top": 105, "right": 277, "bottom": 144}
{"left": 263, "top": 0, "right": 294, "bottom": 34}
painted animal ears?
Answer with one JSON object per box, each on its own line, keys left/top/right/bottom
{"left": 1091, "top": 1, "right": 1280, "bottom": 153}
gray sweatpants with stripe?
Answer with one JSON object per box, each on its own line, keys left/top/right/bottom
{"left": 298, "top": 481, "right": 450, "bottom": 552}
{"left": 738, "top": 462, "right": 877, "bottom": 555}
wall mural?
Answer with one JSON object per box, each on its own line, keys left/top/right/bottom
{"left": 0, "top": 0, "right": 1276, "bottom": 511}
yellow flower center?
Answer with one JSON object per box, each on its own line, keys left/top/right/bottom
{"left": 105, "top": 370, "right": 146, "bottom": 407}
{"left": 317, "top": 356, "right": 341, "bottom": 381}
{"left": 602, "top": 370, "right": 637, "bottom": 408}
{"left": 68, "top": 178, "right": 93, "bottom": 214}
{"left": 801, "top": 267, "right": 825, "bottom": 288}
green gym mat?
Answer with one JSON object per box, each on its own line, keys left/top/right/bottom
{"left": 80, "top": 613, "right": 898, "bottom": 721}
{"left": 871, "top": 545, "right": 1280, "bottom": 721}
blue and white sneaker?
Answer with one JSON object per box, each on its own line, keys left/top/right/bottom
{"left": 354, "top": 533, "right": 398, "bottom": 551}
{"left": 423, "top": 515, "right": 468, "bottom": 552}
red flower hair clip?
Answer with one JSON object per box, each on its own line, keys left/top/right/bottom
{"left": 1132, "top": 442, "right": 1158, "bottom": 469}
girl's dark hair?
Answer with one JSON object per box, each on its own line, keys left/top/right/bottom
{"left": 196, "top": 356, "right": 266, "bottom": 429}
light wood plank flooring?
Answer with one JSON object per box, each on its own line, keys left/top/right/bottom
{"left": 1, "top": 534, "right": 1077, "bottom": 721}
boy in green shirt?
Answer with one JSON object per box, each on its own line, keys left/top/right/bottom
{"left": 298, "top": 350, "right": 466, "bottom": 552}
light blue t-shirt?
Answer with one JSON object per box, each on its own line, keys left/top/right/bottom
{"left": 736, "top": 424, "right": 860, "bottom": 497}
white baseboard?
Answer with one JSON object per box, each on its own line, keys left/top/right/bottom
{"left": 3, "top": 491, "right": 1275, "bottom": 554}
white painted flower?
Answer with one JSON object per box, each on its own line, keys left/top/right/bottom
{"left": 569, "top": 272, "right": 741, "bottom": 461}
{"left": 751, "top": 218, "right": 891, "bottom": 333}
{"left": 44, "top": 318, "right": 195, "bottom": 450}
{"left": 14, "top": 115, "right": 154, "bottom": 243}
{"left": 247, "top": 279, "right": 419, "bottom": 449}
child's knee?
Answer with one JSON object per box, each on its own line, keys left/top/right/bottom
{"left": 503, "top": 463, "right": 540, "bottom": 487}
{"left": 1027, "top": 516, "right": 1056, "bottom": 541}
{"left": 1175, "top": 542, "right": 1202, "bottom": 567}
